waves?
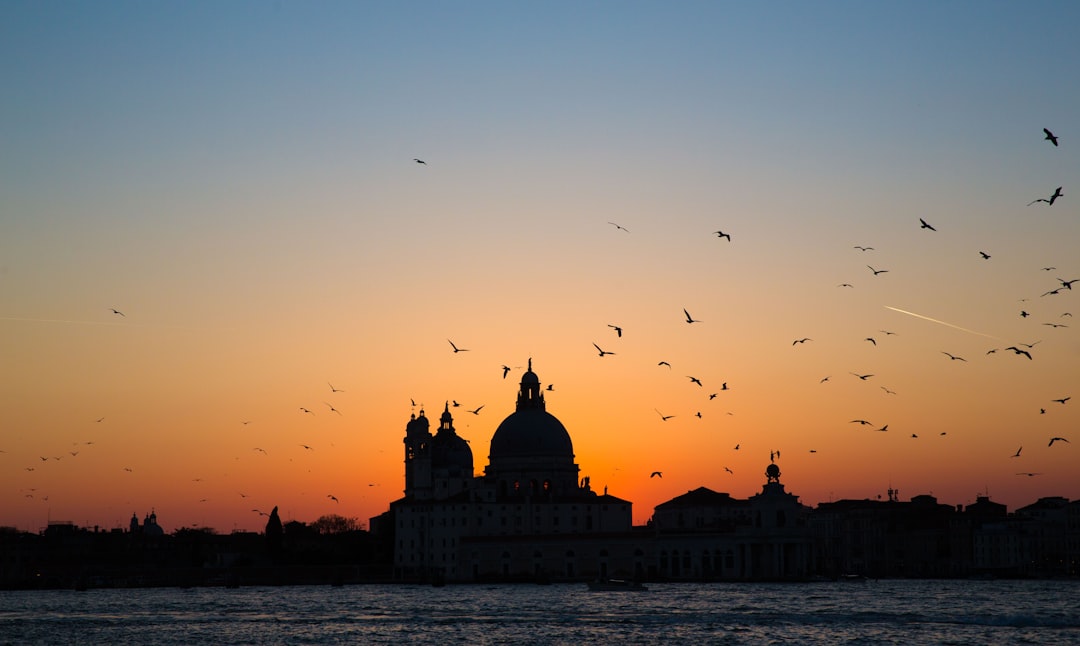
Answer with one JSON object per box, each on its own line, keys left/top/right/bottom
{"left": 1, "top": 580, "right": 1077, "bottom": 644}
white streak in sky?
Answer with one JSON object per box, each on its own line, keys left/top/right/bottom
{"left": 884, "top": 306, "right": 1000, "bottom": 340}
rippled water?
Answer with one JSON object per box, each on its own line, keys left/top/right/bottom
{"left": 2, "top": 580, "right": 1078, "bottom": 644}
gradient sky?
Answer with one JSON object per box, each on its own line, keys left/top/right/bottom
{"left": 2, "top": 1, "right": 1078, "bottom": 533}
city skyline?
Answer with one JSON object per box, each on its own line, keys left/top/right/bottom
{"left": 2, "top": 2, "right": 1078, "bottom": 533}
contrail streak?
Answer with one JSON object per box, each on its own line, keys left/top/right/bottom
{"left": 884, "top": 306, "right": 1000, "bottom": 340}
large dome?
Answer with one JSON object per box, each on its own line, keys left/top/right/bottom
{"left": 490, "top": 409, "right": 573, "bottom": 459}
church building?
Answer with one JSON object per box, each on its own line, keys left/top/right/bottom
{"left": 372, "top": 360, "right": 813, "bottom": 582}
{"left": 381, "top": 360, "right": 639, "bottom": 582}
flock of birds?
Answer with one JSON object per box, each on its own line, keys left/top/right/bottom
{"left": 433, "top": 127, "right": 1073, "bottom": 493}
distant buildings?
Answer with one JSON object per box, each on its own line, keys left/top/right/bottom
{"left": 0, "top": 361, "right": 1076, "bottom": 588}
{"left": 369, "top": 362, "right": 1078, "bottom": 582}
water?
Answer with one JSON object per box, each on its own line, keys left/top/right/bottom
{"left": 1, "top": 580, "right": 1077, "bottom": 645}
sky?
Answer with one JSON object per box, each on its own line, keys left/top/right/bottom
{"left": 2, "top": 1, "right": 1078, "bottom": 533}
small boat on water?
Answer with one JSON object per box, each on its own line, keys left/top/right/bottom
{"left": 586, "top": 579, "right": 648, "bottom": 592}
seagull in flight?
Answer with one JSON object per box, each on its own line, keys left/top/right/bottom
{"left": 867, "top": 265, "right": 888, "bottom": 276}
{"left": 793, "top": 337, "right": 812, "bottom": 345}
{"left": 110, "top": 308, "right": 125, "bottom": 317}
{"left": 687, "top": 376, "right": 703, "bottom": 387}
{"left": 979, "top": 251, "right": 991, "bottom": 260}
{"left": 325, "top": 402, "right": 342, "bottom": 415}
{"left": 328, "top": 382, "right": 344, "bottom": 393}
{"left": 448, "top": 339, "right": 469, "bottom": 353}
{"left": 608, "top": 221, "right": 630, "bottom": 233}
{"left": 1012, "top": 446, "right": 1022, "bottom": 458}
{"left": 853, "top": 245, "right": 874, "bottom": 251}
{"left": 714, "top": 230, "right": 731, "bottom": 241}
{"left": 850, "top": 419, "right": 874, "bottom": 426}
{"left": 1052, "top": 396, "right": 1071, "bottom": 405}
{"left": 650, "top": 471, "right": 663, "bottom": 478}
{"left": 1004, "top": 346, "right": 1033, "bottom": 360}
{"left": 683, "top": 308, "right": 701, "bottom": 324}
{"left": 1016, "top": 472, "right": 1042, "bottom": 477}
{"left": 655, "top": 409, "right": 674, "bottom": 421}
{"left": 658, "top": 361, "right": 671, "bottom": 368}
{"left": 942, "top": 352, "right": 967, "bottom": 362}
{"left": 850, "top": 372, "right": 874, "bottom": 380}
{"left": 413, "top": 158, "right": 426, "bottom": 164}
{"left": 593, "top": 342, "right": 615, "bottom": 357}
{"left": 608, "top": 324, "right": 622, "bottom": 337}
{"left": 1058, "top": 278, "right": 1078, "bottom": 290}
{"left": 1049, "top": 437, "right": 1070, "bottom": 447}
{"left": 502, "top": 365, "right": 511, "bottom": 379}
{"left": 919, "top": 218, "right": 937, "bottom": 231}
{"left": 468, "top": 405, "right": 484, "bottom": 415}
{"left": 1043, "top": 127, "right": 1059, "bottom": 146}
{"left": 865, "top": 337, "right": 876, "bottom": 345}
{"left": 327, "top": 494, "right": 339, "bottom": 502}
{"left": 1028, "top": 186, "right": 1063, "bottom": 206}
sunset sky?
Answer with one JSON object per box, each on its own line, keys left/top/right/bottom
{"left": 3, "top": 2, "right": 1078, "bottom": 533}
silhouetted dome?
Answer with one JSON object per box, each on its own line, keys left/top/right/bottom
{"left": 490, "top": 408, "right": 573, "bottom": 459}
{"left": 432, "top": 430, "right": 473, "bottom": 476}
{"left": 431, "top": 403, "right": 473, "bottom": 476}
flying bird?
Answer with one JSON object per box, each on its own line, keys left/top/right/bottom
{"left": 658, "top": 361, "right": 671, "bottom": 368}
{"left": 793, "top": 337, "right": 812, "bottom": 345}
{"left": 1049, "top": 437, "right": 1070, "bottom": 447}
{"left": 724, "top": 467, "right": 734, "bottom": 474}
{"left": 1043, "top": 127, "right": 1059, "bottom": 146}
{"left": 687, "top": 376, "right": 703, "bottom": 387}
{"left": 942, "top": 352, "right": 967, "bottom": 362}
{"left": 413, "top": 158, "right": 426, "bottom": 164}
{"left": 838, "top": 283, "right": 854, "bottom": 288}
{"left": 683, "top": 308, "right": 701, "bottom": 324}
{"left": 608, "top": 221, "right": 630, "bottom": 233}
{"left": 300, "top": 407, "right": 314, "bottom": 415}
{"left": 919, "top": 218, "right": 937, "bottom": 231}
{"left": 327, "top": 494, "right": 339, "bottom": 502}
{"left": 850, "top": 372, "right": 874, "bottom": 380}
{"left": 608, "top": 324, "right": 622, "bottom": 337}
{"left": 850, "top": 419, "right": 873, "bottom": 426}
{"left": 1058, "top": 278, "right": 1078, "bottom": 290}
{"left": 1011, "top": 446, "right": 1022, "bottom": 458}
{"left": 593, "top": 342, "right": 615, "bottom": 357}
{"left": 1004, "top": 346, "right": 1033, "bottom": 359}
{"left": 714, "top": 230, "right": 731, "bottom": 241}
{"left": 448, "top": 339, "right": 469, "bottom": 353}
{"left": 1052, "top": 397, "right": 1071, "bottom": 405}
{"left": 655, "top": 409, "right": 674, "bottom": 421}
{"left": 853, "top": 245, "right": 874, "bottom": 251}
{"left": 867, "top": 265, "right": 888, "bottom": 276}
{"left": 650, "top": 471, "right": 663, "bottom": 478}
{"left": 502, "top": 365, "right": 511, "bottom": 379}
{"left": 1016, "top": 472, "right": 1042, "bottom": 477}
{"left": 979, "top": 251, "right": 991, "bottom": 259}
{"left": 328, "top": 382, "right": 344, "bottom": 393}
{"left": 1027, "top": 186, "right": 1063, "bottom": 206}
{"left": 110, "top": 308, "right": 125, "bottom": 317}
{"left": 325, "top": 402, "right": 342, "bottom": 415}
{"left": 468, "top": 405, "right": 484, "bottom": 415}
{"left": 865, "top": 337, "right": 876, "bottom": 345}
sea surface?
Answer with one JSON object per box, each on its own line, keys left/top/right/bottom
{"left": 1, "top": 579, "right": 1077, "bottom": 645}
